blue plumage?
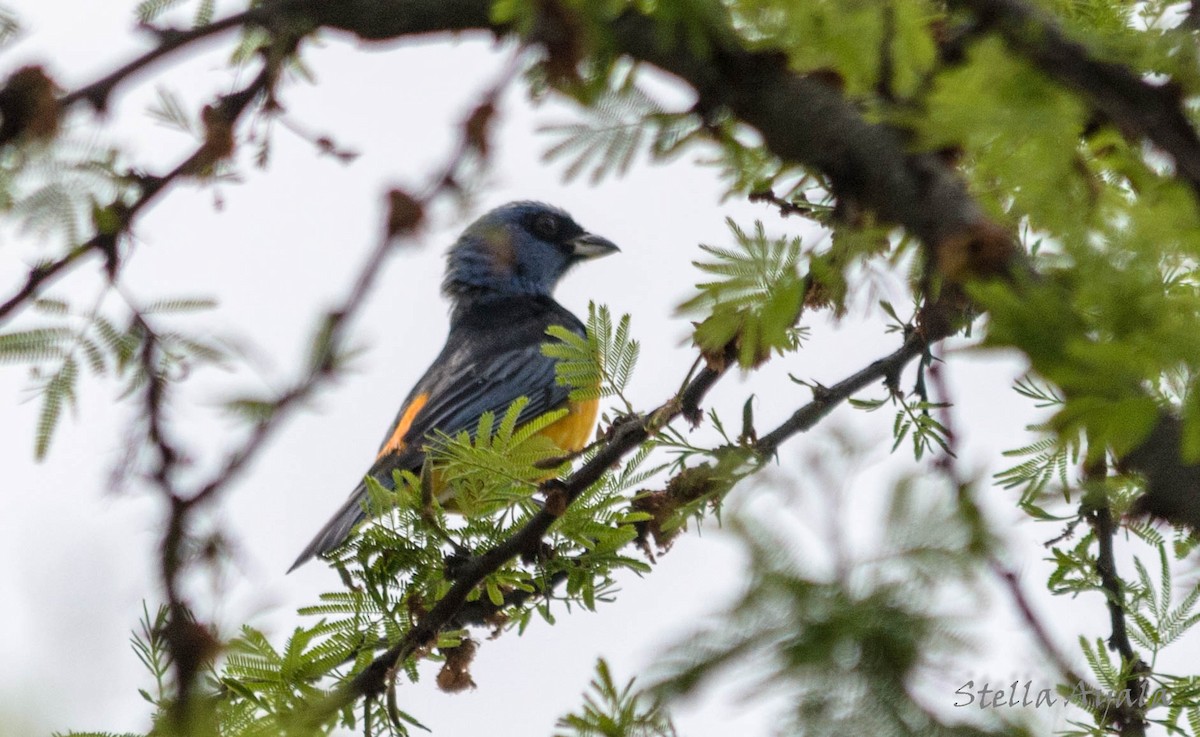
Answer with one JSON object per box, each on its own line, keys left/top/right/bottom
{"left": 444, "top": 201, "right": 617, "bottom": 302}
{"left": 291, "top": 202, "right": 619, "bottom": 571}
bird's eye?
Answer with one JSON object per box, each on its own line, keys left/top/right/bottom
{"left": 532, "top": 213, "right": 559, "bottom": 240}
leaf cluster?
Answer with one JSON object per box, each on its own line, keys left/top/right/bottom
{"left": 554, "top": 659, "right": 675, "bottom": 737}
{"left": 543, "top": 302, "right": 640, "bottom": 413}
{"left": 538, "top": 70, "right": 703, "bottom": 184}
{"left": 678, "top": 218, "right": 805, "bottom": 368}
{"left": 1, "top": 296, "right": 225, "bottom": 458}
{"left": 651, "top": 482, "right": 1025, "bottom": 737}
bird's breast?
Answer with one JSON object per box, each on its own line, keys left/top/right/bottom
{"left": 537, "top": 397, "right": 600, "bottom": 453}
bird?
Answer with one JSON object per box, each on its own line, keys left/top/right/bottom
{"left": 289, "top": 201, "right": 619, "bottom": 571}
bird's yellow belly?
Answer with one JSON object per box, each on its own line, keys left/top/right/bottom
{"left": 536, "top": 397, "right": 599, "bottom": 453}
{"left": 426, "top": 398, "right": 599, "bottom": 507}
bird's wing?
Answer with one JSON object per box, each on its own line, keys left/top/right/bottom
{"left": 289, "top": 321, "right": 576, "bottom": 571}
{"left": 377, "top": 340, "right": 567, "bottom": 458}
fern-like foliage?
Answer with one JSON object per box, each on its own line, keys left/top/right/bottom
{"left": 678, "top": 219, "right": 805, "bottom": 368}
{"left": 193, "top": 0, "right": 214, "bottom": 26}
{"left": 995, "top": 430, "right": 1076, "bottom": 506}
{"left": 1126, "top": 543, "right": 1200, "bottom": 655}
{"left": 540, "top": 74, "right": 702, "bottom": 184}
{"left": 1, "top": 296, "right": 225, "bottom": 458}
{"left": 554, "top": 659, "right": 676, "bottom": 737}
{"left": 543, "top": 302, "right": 640, "bottom": 413}
{"left": 135, "top": 0, "right": 217, "bottom": 26}
{"left": 2, "top": 138, "right": 132, "bottom": 248}
{"left": 135, "top": 0, "right": 186, "bottom": 22}
{"left": 1076, "top": 636, "right": 1122, "bottom": 695}
{"left": 995, "top": 375, "right": 1079, "bottom": 515}
{"left": 130, "top": 602, "right": 172, "bottom": 710}
{"left": 546, "top": 442, "right": 658, "bottom": 614}
{"left": 650, "top": 484, "right": 1025, "bottom": 737}
{"left": 0, "top": 6, "right": 19, "bottom": 47}
{"left": 147, "top": 87, "right": 196, "bottom": 134}
{"left": 431, "top": 397, "right": 570, "bottom": 515}
{"left": 849, "top": 390, "right": 953, "bottom": 463}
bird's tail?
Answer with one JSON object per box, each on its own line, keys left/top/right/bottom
{"left": 288, "top": 481, "right": 372, "bottom": 573}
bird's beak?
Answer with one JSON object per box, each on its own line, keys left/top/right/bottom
{"left": 569, "top": 232, "right": 621, "bottom": 260}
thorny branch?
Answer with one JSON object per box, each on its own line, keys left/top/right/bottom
{"left": 755, "top": 325, "right": 936, "bottom": 456}
{"left": 302, "top": 300, "right": 968, "bottom": 722}
{"left": 142, "top": 56, "right": 519, "bottom": 721}
{"left": 58, "top": 8, "right": 270, "bottom": 112}
{"left": 445, "top": 310, "right": 967, "bottom": 632}
{"left": 0, "top": 65, "right": 274, "bottom": 325}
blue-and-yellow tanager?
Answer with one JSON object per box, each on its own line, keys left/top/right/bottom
{"left": 290, "top": 201, "right": 618, "bottom": 570}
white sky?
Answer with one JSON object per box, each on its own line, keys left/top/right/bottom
{"left": 1, "top": 2, "right": 1195, "bottom": 736}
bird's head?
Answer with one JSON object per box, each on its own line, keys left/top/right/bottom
{"left": 443, "top": 201, "right": 619, "bottom": 301}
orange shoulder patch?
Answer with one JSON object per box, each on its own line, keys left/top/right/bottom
{"left": 379, "top": 393, "right": 430, "bottom": 458}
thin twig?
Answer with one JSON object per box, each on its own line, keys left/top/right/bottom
{"left": 59, "top": 8, "right": 268, "bottom": 111}
{"left": 182, "top": 226, "right": 394, "bottom": 509}
{"left": 747, "top": 189, "right": 828, "bottom": 224}
{"left": 306, "top": 305, "right": 975, "bottom": 720}
{"left": 0, "top": 243, "right": 95, "bottom": 323}
{"left": 988, "top": 559, "right": 1091, "bottom": 688}
{"left": 755, "top": 325, "right": 936, "bottom": 456}
{"left": 954, "top": 0, "right": 1200, "bottom": 198}
{"left": 1093, "top": 503, "right": 1149, "bottom": 736}
{"left": 0, "top": 66, "right": 272, "bottom": 327}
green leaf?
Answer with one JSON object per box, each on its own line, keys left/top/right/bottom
{"left": 0, "top": 327, "right": 70, "bottom": 364}
{"left": 35, "top": 355, "right": 77, "bottom": 459}
{"left": 543, "top": 302, "right": 639, "bottom": 405}
{"left": 679, "top": 220, "right": 804, "bottom": 368}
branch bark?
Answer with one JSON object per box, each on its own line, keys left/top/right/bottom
{"left": 307, "top": 0, "right": 994, "bottom": 257}
{"left": 0, "top": 65, "right": 272, "bottom": 325}
{"left": 309, "top": 306, "right": 966, "bottom": 720}
{"left": 58, "top": 9, "right": 268, "bottom": 112}
{"left": 1093, "top": 502, "right": 1149, "bottom": 736}
{"left": 954, "top": 0, "right": 1200, "bottom": 198}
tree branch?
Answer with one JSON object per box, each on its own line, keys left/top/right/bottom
{"left": 0, "top": 243, "right": 96, "bottom": 323}
{"left": 954, "top": 0, "right": 1200, "bottom": 198}
{"left": 308, "top": 0, "right": 1001, "bottom": 264}
{"left": 1092, "top": 502, "right": 1149, "bottom": 736}
{"left": 302, "top": 299, "right": 983, "bottom": 722}
{"left": 755, "top": 326, "right": 933, "bottom": 457}
{"left": 58, "top": 9, "right": 267, "bottom": 112}
{"left": 50, "top": 0, "right": 991, "bottom": 259}
{"left": 9, "top": 2, "right": 1009, "bottom": 332}
{"left": 0, "top": 65, "right": 272, "bottom": 326}
{"left": 315, "top": 364, "right": 724, "bottom": 716}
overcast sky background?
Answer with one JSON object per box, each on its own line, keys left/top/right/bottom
{"left": 2, "top": 2, "right": 1195, "bottom": 736}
